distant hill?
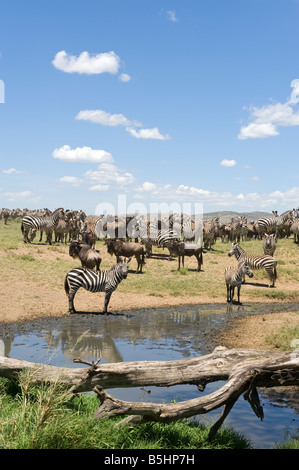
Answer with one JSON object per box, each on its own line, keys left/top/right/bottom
{"left": 202, "top": 210, "right": 272, "bottom": 223}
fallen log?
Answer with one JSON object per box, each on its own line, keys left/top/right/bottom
{"left": 1, "top": 346, "right": 298, "bottom": 439}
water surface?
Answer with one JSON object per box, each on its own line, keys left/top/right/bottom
{"left": 1, "top": 302, "right": 298, "bottom": 449}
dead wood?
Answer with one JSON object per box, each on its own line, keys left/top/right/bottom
{"left": 1, "top": 346, "right": 298, "bottom": 439}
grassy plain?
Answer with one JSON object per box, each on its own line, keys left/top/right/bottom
{"left": 1, "top": 219, "right": 299, "bottom": 324}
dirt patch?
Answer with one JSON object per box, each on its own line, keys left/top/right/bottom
{"left": 217, "top": 311, "right": 299, "bottom": 350}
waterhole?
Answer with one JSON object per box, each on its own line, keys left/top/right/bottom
{"left": 1, "top": 302, "right": 298, "bottom": 449}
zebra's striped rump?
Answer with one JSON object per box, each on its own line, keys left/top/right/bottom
{"left": 64, "top": 258, "right": 131, "bottom": 314}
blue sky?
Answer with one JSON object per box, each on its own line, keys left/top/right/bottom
{"left": 1, "top": 0, "right": 299, "bottom": 215}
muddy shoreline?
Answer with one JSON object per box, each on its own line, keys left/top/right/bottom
{"left": 1, "top": 301, "right": 299, "bottom": 353}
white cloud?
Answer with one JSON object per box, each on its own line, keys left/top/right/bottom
{"left": 290, "top": 79, "right": 299, "bottom": 104}
{"left": 220, "top": 159, "right": 236, "bottom": 167}
{"left": 76, "top": 109, "right": 170, "bottom": 140}
{"left": 238, "top": 80, "right": 299, "bottom": 139}
{"left": 166, "top": 10, "right": 178, "bottom": 22}
{"left": 59, "top": 176, "right": 82, "bottom": 186}
{"left": 85, "top": 163, "right": 135, "bottom": 186}
{"left": 2, "top": 168, "right": 27, "bottom": 174}
{"left": 52, "top": 50, "right": 120, "bottom": 75}
{"left": 119, "top": 73, "right": 131, "bottom": 82}
{"left": 53, "top": 145, "right": 113, "bottom": 163}
{"left": 126, "top": 127, "right": 170, "bottom": 140}
{"left": 2, "top": 190, "right": 39, "bottom": 202}
{"left": 89, "top": 184, "right": 110, "bottom": 191}
{"left": 76, "top": 109, "right": 140, "bottom": 127}
{"left": 137, "top": 182, "right": 157, "bottom": 192}
{"left": 238, "top": 122, "right": 279, "bottom": 140}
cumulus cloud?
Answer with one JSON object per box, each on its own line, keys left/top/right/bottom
{"left": 220, "top": 159, "right": 236, "bottom": 167}
{"left": 85, "top": 163, "right": 135, "bottom": 186}
{"left": 2, "top": 190, "right": 39, "bottom": 202}
{"left": 2, "top": 168, "right": 27, "bottom": 174}
{"left": 52, "top": 50, "right": 120, "bottom": 75}
{"left": 89, "top": 184, "right": 110, "bottom": 191}
{"left": 58, "top": 176, "right": 82, "bottom": 186}
{"left": 119, "top": 73, "right": 131, "bottom": 82}
{"left": 76, "top": 108, "right": 171, "bottom": 140}
{"left": 126, "top": 127, "right": 170, "bottom": 140}
{"left": 75, "top": 109, "right": 140, "bottom": 127}
{"left": 238, "top": 80, "right": 299, "bottom": 139}
{"left": 53, "top": 145, "right": 113, "bottom": 163}
{"left": 136, "top": 182, "right": 157, "bottom": 192}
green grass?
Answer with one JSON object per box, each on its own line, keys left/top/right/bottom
{"left": 265, "top": 321, "right": 299, "bottom": 351}
{"left": 3, "top": 219, "right": 299, "bottom": 302}
{"left": 0, "top": 375, "right": 251, "bottom": 449}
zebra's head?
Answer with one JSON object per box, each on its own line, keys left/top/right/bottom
{"left": 239, "top": 262, "right": 254, "bottom": 278}
{"left": 118, "top": 257, "right": 132, "bottom": 278}
{"left": 228, "top": 243, "right": 238, "bottom": 257}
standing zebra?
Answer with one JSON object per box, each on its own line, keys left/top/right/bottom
{"left": 255, "top": 210, "right": 293, "bottom": 238}
{"left": 228, "top": 243, "right": 277, "bottom": 287}
{"left": 64, "top": 258, "right": 131, "bottom": 314}
{"left": 263, "top": 233, "right": 277, "bottom": 256}
{"left": 225, "top": 261, "right": 254, "bottom": 304}
{"left": 21, "top": 208, "right": 64, "bottom": 244}
{"left": 138, "top": 220, "right": 179, "bottom": 257}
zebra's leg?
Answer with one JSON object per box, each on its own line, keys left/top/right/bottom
{"left": 226, "top": 283, "right": 230, "bottom": 303}
{"left": 237, "top": 285, "right": 241, "bottom": 304}
{"left": 103, "top": 291, "right": 112, "bottom": 314}
{"left": 39, "top": 231, "right": 43, "bottom": 242}
{"left": 23, "top": 228, "right": 30, "bottom": 243}
{"left": 266, "top": 268, "right": 276, "bottom": 287}
{"left": 230, "top": 286, "right": 235, "bottom": 303}
{"left": 68, "top": 289, "right": 77, "bottom": 314}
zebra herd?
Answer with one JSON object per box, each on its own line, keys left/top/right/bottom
{"left": 7, "top": 206, "right": 299, "bottom": 312}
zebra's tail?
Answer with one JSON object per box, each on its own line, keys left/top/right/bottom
{"left": 21, "top": 222, "right": 24, "bottom": 233}
{"left": 64, "top": 275, "right": 70, "bottom": 296}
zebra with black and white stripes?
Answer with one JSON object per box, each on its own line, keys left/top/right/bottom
{"left": 21, "top": 208, "right": 64, "bottom": 244}
{"left": 228, "top": 243, "right": 277, "bottom": 287}
{"left": 255, "top": 210, "right": 293, "bottom": 238}
{"left": 138, "top": 220, "right": 179, "bottom": 257}
{"left": 225, "top": 261, "right": 254, "bottom": 304}
{"left": 64, "top": 258, "right": 131, "bottom": 314}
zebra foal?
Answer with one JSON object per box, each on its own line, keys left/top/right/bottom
{"left": 64, "top": 258, "right": 131, "bottom": 314}
{"left": 228, "top": 243, "right": 277, "bottom": 287}
{"left": 225, "top": 261, "right": 253, "bottom": 304}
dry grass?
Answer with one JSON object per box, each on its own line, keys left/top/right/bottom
{"left": 1, "top": 219, "right": 299, "bottom": 323}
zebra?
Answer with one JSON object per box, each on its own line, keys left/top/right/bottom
{"left": 255, "top": 210, "right": 293, "bottom": 238}
{"left": 290, "top": 209, "right": 299, "bottom": 243}
{"left": 64, "top": 258, "right": 131, "bottom": 314}
{"left": 228, "top": 243, "right": 277, "bottom": 287}
{"left": 21, "top": 208, "right": 64, "bottom": 244}
{"left": 138, "top": 221, "right": 179, "bottom": 257}
{"left": 225, "top": 261, "right": 254, "bottom": 304}
{"left": 263, "top": 233, "right": 277, "bottom": 256}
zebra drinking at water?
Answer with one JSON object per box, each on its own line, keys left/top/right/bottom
{"left": 21, "top": 208, "right": 64, "bottom": 244}
{"left": 225, "top": 261, "right": 254, "bottom": 304}
{"left": 64, "top": 258, "right": 131, "bottom": 314}
{"left": 228, "top": 243, "right": 277, "bottom": 287}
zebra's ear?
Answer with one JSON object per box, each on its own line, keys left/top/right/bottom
{"left": 127, "top": 257, "right": 132, "bottom": 263}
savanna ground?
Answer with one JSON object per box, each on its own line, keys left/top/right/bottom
{"left": 1, "top": 219, "right": 299, "bottom": 350}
